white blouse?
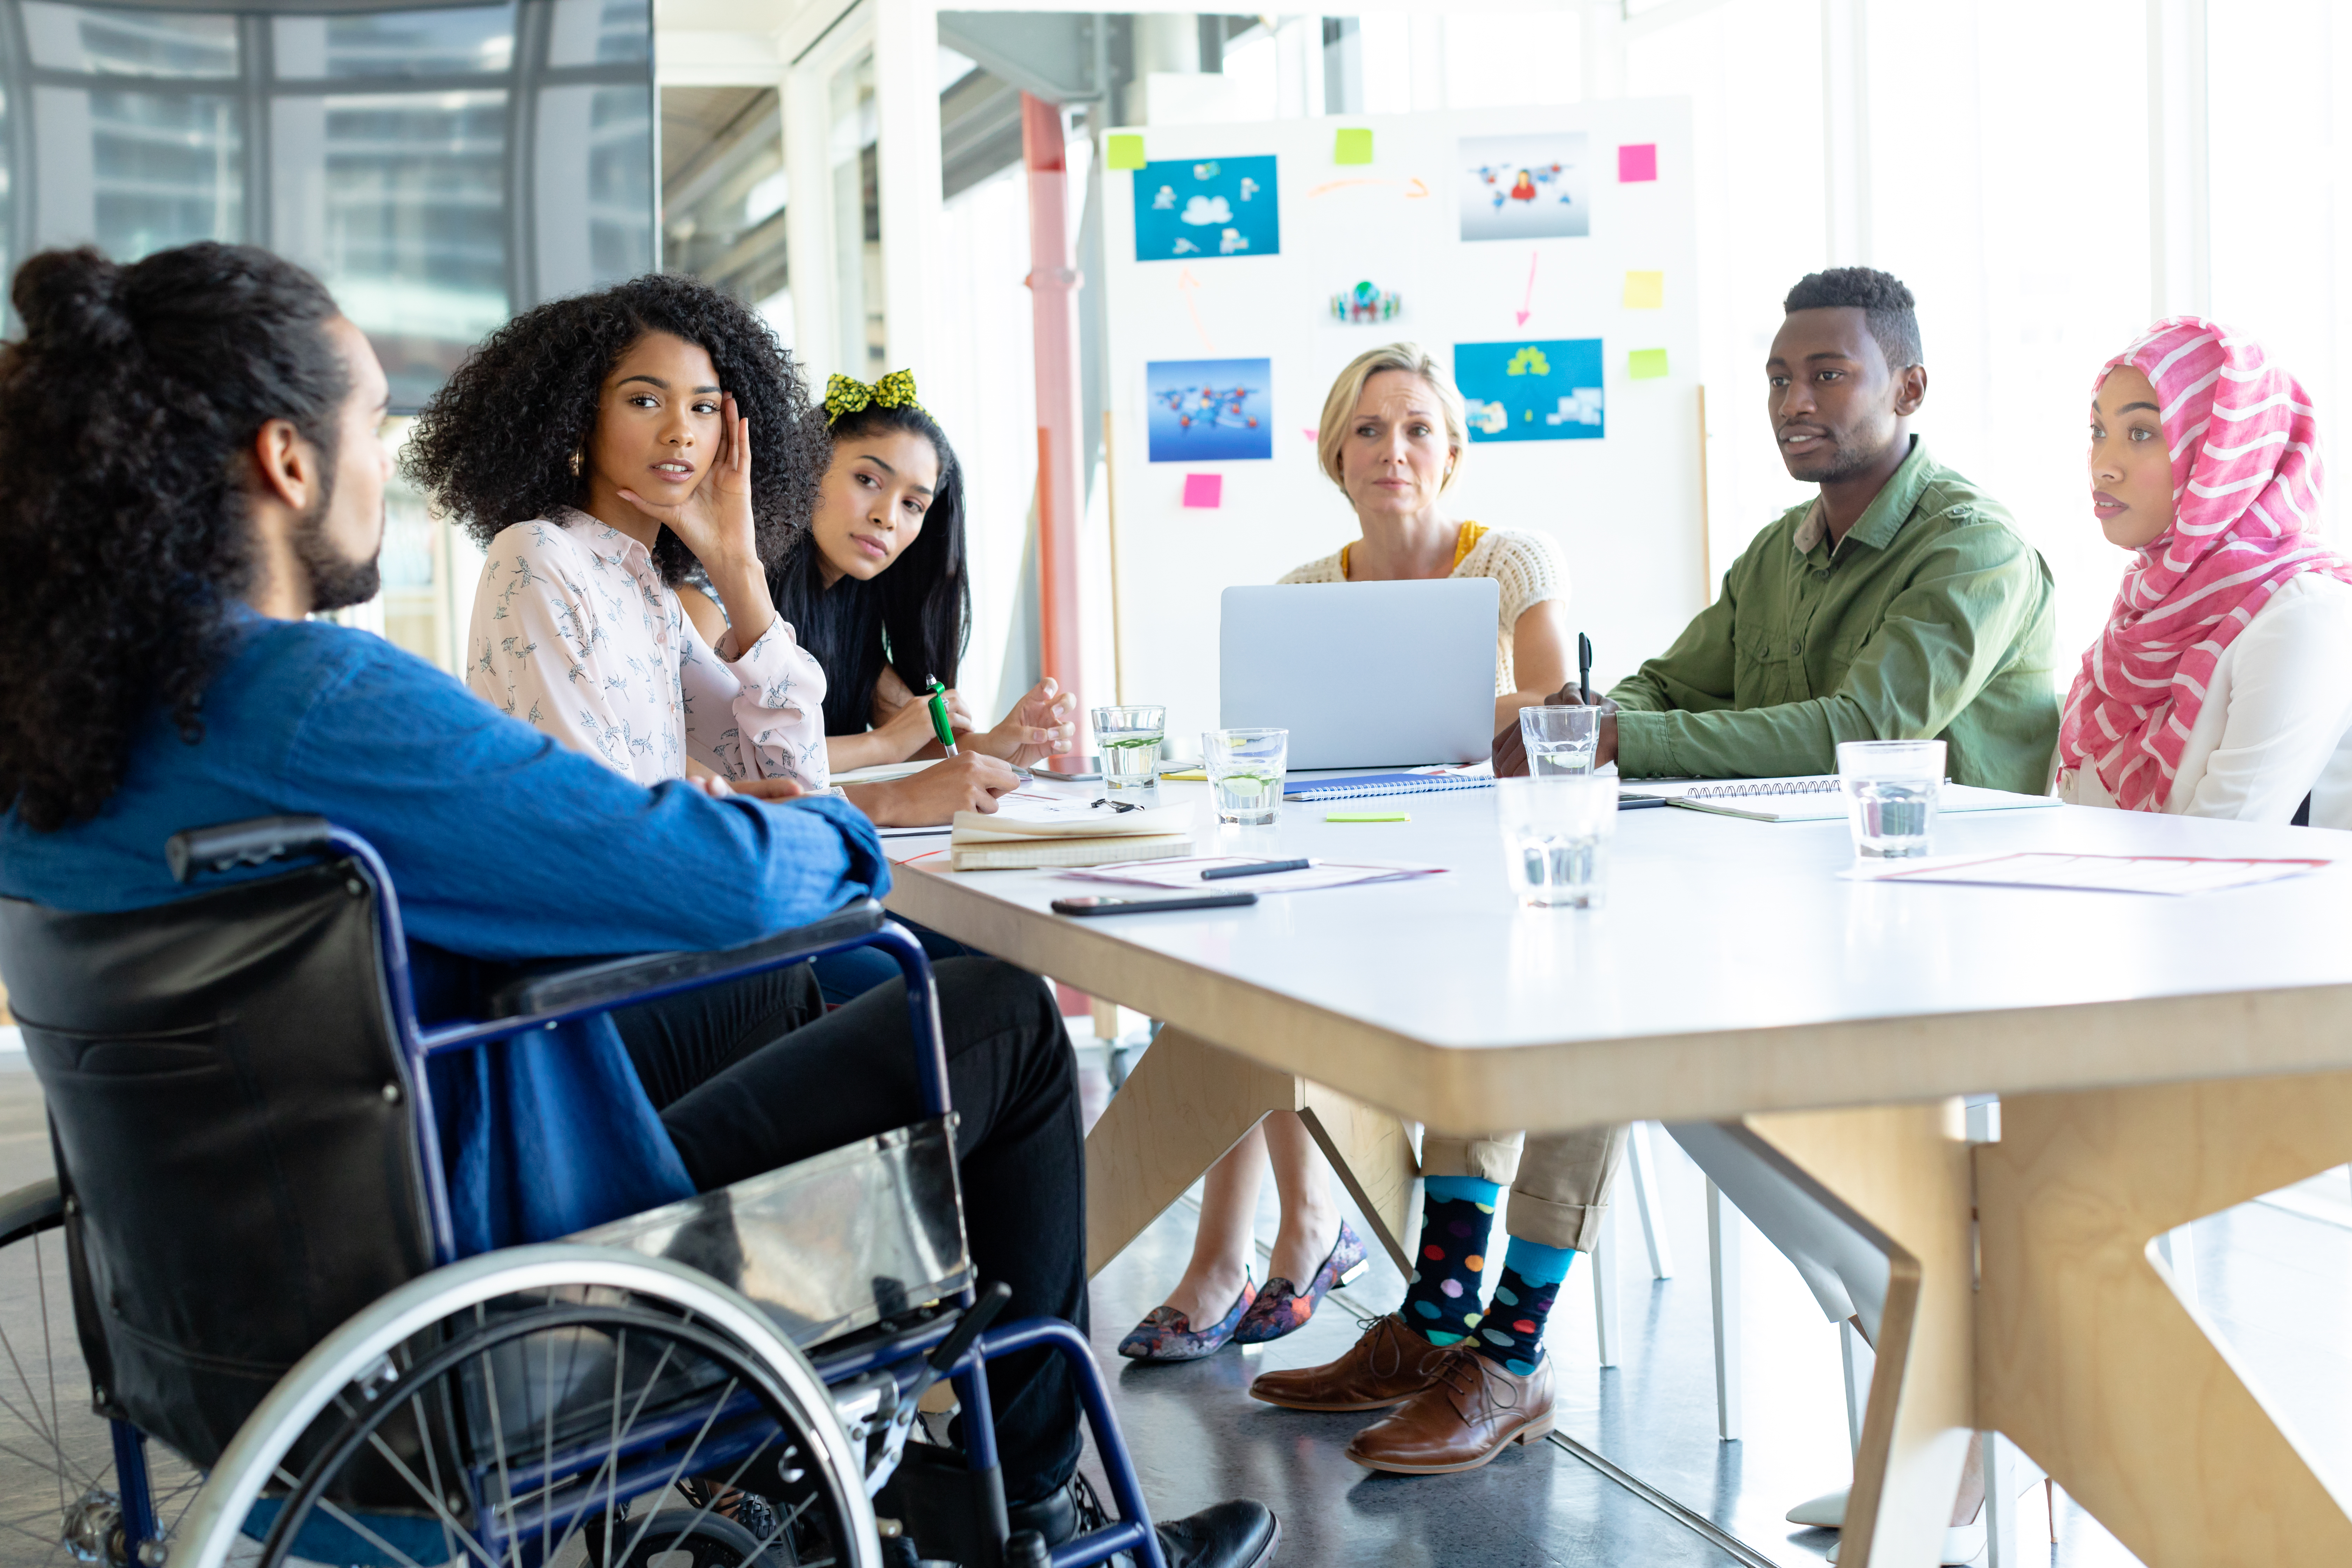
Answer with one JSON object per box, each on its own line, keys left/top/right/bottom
{"left": 464, "top": 510, "right": 830, "bottom": 791}
{"left": 2058, "top": 573, "right": 2352, "bottom": 828}
{"left": 1279, "top": 525, "right": 1568, "bottom": 694}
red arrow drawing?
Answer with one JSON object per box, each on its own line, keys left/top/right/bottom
{"left": 1515, "top": 252, "right": 1539, "bottom": 327}
{"left": 1177, "top": 269, "right": 1217, "bottom": 352}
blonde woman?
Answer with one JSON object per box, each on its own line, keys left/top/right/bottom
{"left": 1119, "top": 344, "right": 1575, "bottom": 1366}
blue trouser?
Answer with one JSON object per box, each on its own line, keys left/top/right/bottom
{"left": 810, "top": 918, "right": 980, "bottom": 1004}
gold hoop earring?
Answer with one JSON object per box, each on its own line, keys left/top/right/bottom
{"left": 568, "top": 448, "right": 583, "bottom": 479}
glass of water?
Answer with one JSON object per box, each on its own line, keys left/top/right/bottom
{"left": 1837, "top": 739, "right": 1946, "bottom": 859}
{"left": 1518, "top": 705, "right": 1601, "bottom": 776}
{"left": 1202, "top": 728, "right": 1288, "bottom": 825}
{"left": 1091, "top": 705, "right": 1166, "bottom": 792}
{"left": 1497, "top": 775, "right": 1618, "bottom": 909}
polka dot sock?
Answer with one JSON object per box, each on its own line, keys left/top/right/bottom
{"left": 1474, "top": 1237, "right": 1577, "bottom": 1376}
{"left": 1398, "top": 1176, "right": 1500, "bottom": 1346}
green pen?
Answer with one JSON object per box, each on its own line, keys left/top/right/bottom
{"left": 926, "top": 677, "right": 958, "bottom": 756}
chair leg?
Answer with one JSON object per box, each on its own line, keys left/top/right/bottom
{"left": 1707, "top": 1177, "right": 1742, "bottom": 1441}
{"left": 1591, "top": 1195, "right": 1620, "bottom": 1368}
{"left": 1628, "top": 1121, "right": 1675, "bottom": 1279}
{"left": 1983, "top": 1429, "right": 2021, "bottom": 1567}
{"left": 1839, "top": 1317, "right": 1873, "bottom": 1458}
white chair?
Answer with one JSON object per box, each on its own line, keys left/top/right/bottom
{"left": 1588, "top": 1121, "right": 1675, "bottom": 1367}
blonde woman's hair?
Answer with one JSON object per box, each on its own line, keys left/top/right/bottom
{"left": 1315, "top": 343, "right": 1469, "bottom": 495}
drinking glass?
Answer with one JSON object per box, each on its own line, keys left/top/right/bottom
{"left": 1518, "top": 706, "right": 1601, "bottom": 777}
{"left": 1837, "top": 739, "right": 1946, "bottom": 859}
{"left": 1091, "top": 705, "right": 1166, "bottom": 792}
{"left": 1202, "top": 728, "right": 1288, "bottom": 825}
{"left": 1497, "top": 775, "right": 1618, "bottom": 909}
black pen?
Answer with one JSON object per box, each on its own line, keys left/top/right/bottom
{"left": 1201, "top": 858, "right": 1312, "bottom": 881}
{"left": 1577, "top": 632, "right": 1594, "bottom": 704}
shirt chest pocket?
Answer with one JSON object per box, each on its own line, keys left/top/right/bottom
{"left": 1734, "top": 615, "right": 1812, "bottom": 705}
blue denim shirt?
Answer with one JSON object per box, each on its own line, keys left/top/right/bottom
{"left": 0, "top": 616, "right": 890, "bottom": 1255}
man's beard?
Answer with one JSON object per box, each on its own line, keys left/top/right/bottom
{"left": 1781, "top": 421, "right": 1889, "bottom": 485}
{"left": 293, "top": 493, "right": 383, "bottom": 613}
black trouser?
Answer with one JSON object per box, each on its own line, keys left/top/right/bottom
{"left": 611, "top": 957, "right": 1086, "bottom": 1503}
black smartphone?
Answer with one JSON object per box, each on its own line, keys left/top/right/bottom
{"left": 1031, "top": 755, "right": 1103, "bottom": 782}
{"left": 1050, "top": 892, "right": 1258, "bottom": 917}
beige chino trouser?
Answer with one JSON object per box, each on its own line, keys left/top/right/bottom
{"left": 1419, "top": 1124, "right": 1629, "bottom": 1253}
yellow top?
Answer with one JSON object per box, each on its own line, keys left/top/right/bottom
{"left": 1338, "top": 520, "right": 1489, "bottom": 581}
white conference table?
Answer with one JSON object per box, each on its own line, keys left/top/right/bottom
{"left": 881, "top": 778, "right": 2352, "bottom": 1568}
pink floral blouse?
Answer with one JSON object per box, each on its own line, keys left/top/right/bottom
{"left": 464, "top": 509, "right": 829, "bottom": 791}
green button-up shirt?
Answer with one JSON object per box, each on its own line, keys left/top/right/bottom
{"left": 1609, "top": 438, "right": 2060, "bottom": 793}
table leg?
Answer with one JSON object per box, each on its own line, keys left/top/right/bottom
{"left": 1085, "top": 1026, "right": 1420, "bottom": 1278}
{"left": 1743, "top": 1101, "right": 1975, "bottom": 1568}
{"left": 1975, "top": 1070, "right": 2352, "bottom": 1566}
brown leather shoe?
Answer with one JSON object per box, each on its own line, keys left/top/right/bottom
{"left": 1246, "top": 1314, "right": 1451, "bottom": 1412}
{"left": 1343, "top": 1348, "right": 1555, "bottom": 1474}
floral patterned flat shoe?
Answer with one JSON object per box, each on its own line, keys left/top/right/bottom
{"left": 1233, "top": 1220, "right": 1369, "bottom": 1345}
{"left": 1116, "top": 1277, "right": 1256, "bottom": 1362}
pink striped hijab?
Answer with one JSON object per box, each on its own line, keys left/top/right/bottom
{"left": 2057, "top": 318, "right": 2346, "bottom": 811}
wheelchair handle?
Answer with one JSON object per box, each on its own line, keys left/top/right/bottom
{"left": 166, "top": 816, "right": 334, "bottom": 884}
{"left": 927, "top": 1280, "right": 1011, "bottom": 1378}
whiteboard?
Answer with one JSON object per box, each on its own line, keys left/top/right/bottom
{"left": 1101, "top": 99, "right": 1703, "bottom": 747}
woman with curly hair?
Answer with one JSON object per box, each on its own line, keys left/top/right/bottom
{"left": 408, "top": 275, "right": 1017, "bottom": 824}
{"left": 677, "top": 369, "right": 1076, "bottom": 772}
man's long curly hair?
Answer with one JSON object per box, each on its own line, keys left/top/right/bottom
{"left": 404, "top": 275, "right": 829, "bottom": 585}
{"left": 0, "top": 243, "right": 349, "bottom": 833}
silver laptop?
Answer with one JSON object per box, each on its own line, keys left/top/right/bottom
{"left": 1220, "top": 579, "right": 1499, "bottom": 770}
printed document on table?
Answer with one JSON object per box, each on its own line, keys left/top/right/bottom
{"left": 1844, "top": 851, "right": 2331, "bottom": 895}
{"left": 951, "top": 791, "right": 1196, "bottom": 841}
{"left": 1060, "top": 857, "right": 1447, "bottom": 893}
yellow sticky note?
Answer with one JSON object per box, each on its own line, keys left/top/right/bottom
{"left": 1334, "top": 127, "right": 1374, "bottom": 165}
{"left": 1627, "top": 348, "right": 1670, "bottom": 380}
{"left": 1623, "top": 270, "right": 1665, "bottom": 309}
{"left": 1106, "top": 134, "right": 1146, "bottom": 171}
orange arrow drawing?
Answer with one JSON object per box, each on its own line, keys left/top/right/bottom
{"left": 1176, "top": 269, "right": 1217, "bottom": 352}
{"left": 1307, "top": 176, "right": 1430, "bottom": 199}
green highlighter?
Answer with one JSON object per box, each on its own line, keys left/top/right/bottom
{"left": 1326, "top": 810, "right": 1409, "bottom": 823}
{"left": 926, "top": 677, "right": 958, "bottom": 757}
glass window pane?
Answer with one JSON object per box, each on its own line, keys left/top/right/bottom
{"left": 545, "top": 0, "right": 649, "bottom": 68}
{"left": 273, "top": 6, "right": 516, "bottom": 80}
{"left": 20, "top": 3, "right": 237, "bottom": 78}
{"left": 532, "top": 82, "right": 653, "bottom": 299}
{"left": 271, "top": 90, "right": 507, "bottom": 408}
{"left": 34, "top": 85, "right": 242, "bottom": 257}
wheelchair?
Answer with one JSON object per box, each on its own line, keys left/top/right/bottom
{"left": 0, "top": 816, "right": 1162, "bottom": 1568}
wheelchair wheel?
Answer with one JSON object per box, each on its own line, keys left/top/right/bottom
{"left": 0, "top": 1180, "right": 203, "bottom": 1566}
{"left": 173, "top": 1245, "right": 881, "bottom": 1568}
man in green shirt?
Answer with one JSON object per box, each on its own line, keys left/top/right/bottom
{"left": 1594, "top": 266, "right": 2059, "bottom": 792}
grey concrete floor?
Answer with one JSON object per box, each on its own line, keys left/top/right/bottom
{"left": 2, "top": 1039, "right": 2349, "bottom": 1567}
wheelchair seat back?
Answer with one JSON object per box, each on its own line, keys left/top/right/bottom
{"left": 0, "top": 858, "right": 436, "bottom": 1467}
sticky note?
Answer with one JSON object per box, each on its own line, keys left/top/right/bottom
{"left": 1627, "top": 348, "right": 1670, "bottom": 380}
{"left": 1618, "top": 143, "right": 1658, "bottom": 182}
{"left": 1182, "top": 472, "right": 1223, "bottom": 509}
{"left": 1107, "top": 134, "right": 1145, "bottom": 172}
{"left": 1326, "top": 811, "right": 1410, "bottom": 822}
{"left": 1623, "top": 270, "right": 1664, "bottom": 309}
{"left": 1334, "top": 127, "right": 1374, "bottom": 165}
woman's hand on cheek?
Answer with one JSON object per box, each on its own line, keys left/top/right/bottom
{"left": 619, "top": 393, "right": 759, "bottom": 574}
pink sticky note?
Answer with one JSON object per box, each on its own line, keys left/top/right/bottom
{"left": 1618, "top": 143, "right": 1658, "bottom": 182}
{"left": 1182, "top": 472, "right": 1223, "bottom": 509}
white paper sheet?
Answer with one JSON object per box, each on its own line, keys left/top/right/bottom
{"left": 1844, "top": 850, "right": 2331, "bottom": 895}
{"left": 1059, "top": 856, "right": 1447, "bottom": 893}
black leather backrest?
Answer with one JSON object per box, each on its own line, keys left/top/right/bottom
{"left": 0, "top": 859, "right": 435, "bottom": 1466}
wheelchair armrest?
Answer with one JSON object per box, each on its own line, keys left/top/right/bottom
{"left": 483, "top": 899, "right": 890, "bottom": 1019}
{"left": 166, "top": 816, "right": 334, "bottom": 884}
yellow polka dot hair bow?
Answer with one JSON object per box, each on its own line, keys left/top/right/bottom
{"left": 824, "top": 369, "right": 923, "bottom": 422}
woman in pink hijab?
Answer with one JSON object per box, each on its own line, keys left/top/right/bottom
{"left": 2056, "top": 320, "right": 2352, "bottom": 825}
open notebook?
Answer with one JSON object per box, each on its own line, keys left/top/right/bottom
{"left": 1619, "top": 775, "right": 2061, "bottom": 823}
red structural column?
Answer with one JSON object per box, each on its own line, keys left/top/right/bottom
{"left": 1020, "top": 91, "right": 1085, "bottom": 713}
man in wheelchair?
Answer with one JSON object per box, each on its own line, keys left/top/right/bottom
{"left": 0, "top": 243, "right": 1276, "bottom": 1568}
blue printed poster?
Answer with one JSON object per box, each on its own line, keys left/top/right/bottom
{"left": 1454, "top": 338, "right": 1605, "bottom": 443}
{"left": 1132, "top": 156, "right": 1279, "bottom": 262}
{"left": 1146, "top": 358, "right": 1272, "bottom": 462}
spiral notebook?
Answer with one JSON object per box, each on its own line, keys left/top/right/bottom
{"left": 1619, "top": 775, "right": 2061, "bottom": 823}
{"left": 1283, "top": 770, "right": 1497, "bottom": 803}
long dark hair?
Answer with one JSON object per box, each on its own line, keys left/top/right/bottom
{"left": 403, "top": 274, "right": 830, "bottom": 586}
{"left": 771, "top": 402, "right": 970, "bottom": 735}
{"left": 0, "top": 243, "right": 349, "bottom": 832}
